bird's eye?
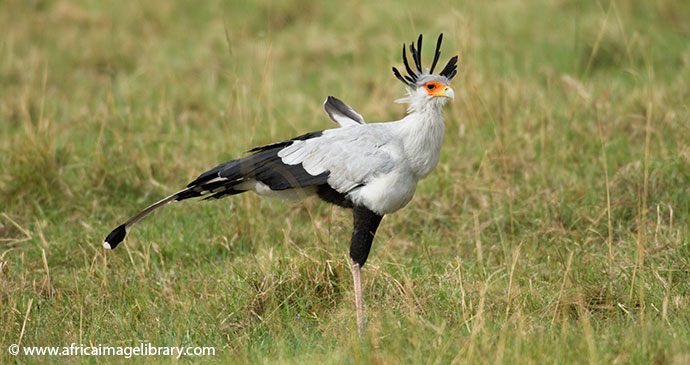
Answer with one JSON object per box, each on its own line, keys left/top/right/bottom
{"left": 426, "top": 84, "right": 436, "bottom": 90}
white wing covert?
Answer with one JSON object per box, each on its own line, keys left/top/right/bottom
{"left": 278, "top": 125, "right": 400, "bottom": 194}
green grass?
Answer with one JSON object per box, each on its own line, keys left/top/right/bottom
{"left": 2, "top": 0, "right": 690, "bottom": 363}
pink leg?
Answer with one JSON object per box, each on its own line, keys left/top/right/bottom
{"left": 351, "top": 261, "right": 364, "bottom": 336}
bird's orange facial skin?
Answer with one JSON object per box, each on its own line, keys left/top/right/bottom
{"left": 423, "top": 81, "right": 448, "bottom": 97}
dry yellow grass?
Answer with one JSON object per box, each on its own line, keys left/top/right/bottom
{"left": 1, "top": 0, "right": 689, "bottom": 363}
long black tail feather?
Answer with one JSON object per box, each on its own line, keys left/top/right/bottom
{"left": 104, "top": 224, "right": 127, "bottom": 249}
{"left": 103, "top": 131, "right": 328, "bottom": 250}
{"left": 103, "top": 187, "right": 194, "bottom": 249}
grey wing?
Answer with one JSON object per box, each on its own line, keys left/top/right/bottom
{"left": 323, "top": 96, "right": 366, "bottom": 127}
{"left": 277, "top": 127, "right": 398, "bottom": 194}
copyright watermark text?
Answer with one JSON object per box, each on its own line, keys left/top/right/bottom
{"left": 8, "top": 343, "right": 215, "bottom": 359}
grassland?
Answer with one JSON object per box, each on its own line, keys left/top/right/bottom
{"left": 1, "top": 0, "right": 689, "bottom": 363}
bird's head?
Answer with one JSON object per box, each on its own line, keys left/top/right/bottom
{"left": 392, "top": 34, "right": 458, "bottom": 111}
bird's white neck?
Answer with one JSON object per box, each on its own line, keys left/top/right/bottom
{"left": 394, "top": 102, "right": 446, "bottom": 179}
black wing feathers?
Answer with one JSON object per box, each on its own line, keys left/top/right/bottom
{"left": 323, "top": 96, "right": 365, "bottom": 126}
{"left": 185, "top": 131, "right": 328, "bottom": 197}
{"left": 245, "top": 131, "right": 324, "bottom": 153}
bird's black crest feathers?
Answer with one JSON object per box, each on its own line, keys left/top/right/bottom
{"left": 392, "top": 33, "right": 458, "bottom": 87}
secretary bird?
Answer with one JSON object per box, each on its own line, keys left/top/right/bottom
{"left": 104, "top": 34, "right": 457, "bottom": 335}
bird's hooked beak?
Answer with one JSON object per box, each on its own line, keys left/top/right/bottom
{"left": 439, "top": 86, "right": 455, "bottom": 100}
{"left": 427, "top": 85, "right": 454, "bottom": 100}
